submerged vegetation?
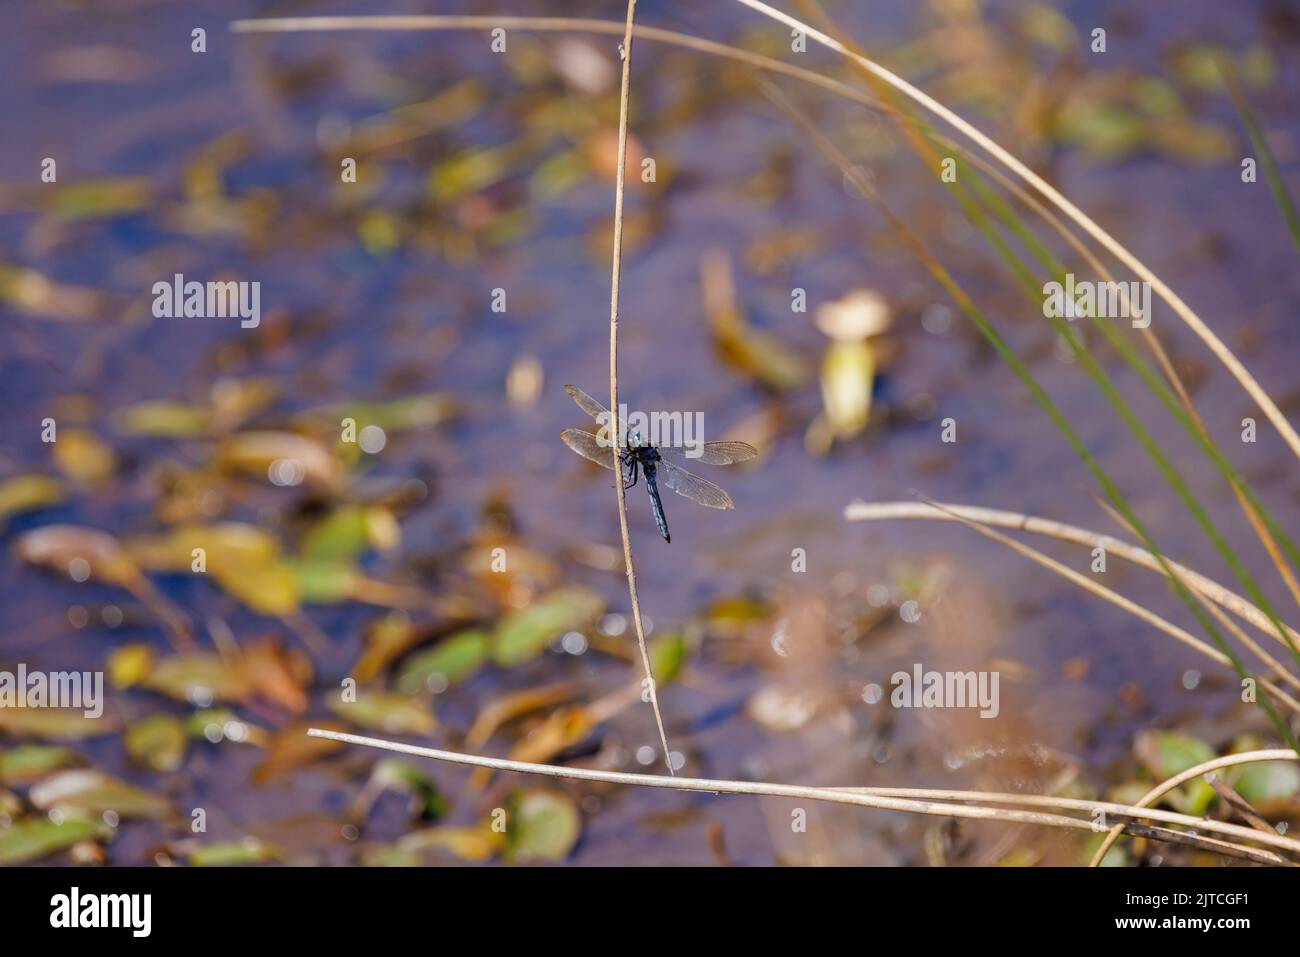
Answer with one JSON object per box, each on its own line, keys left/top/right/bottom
{"left": 2, "top": 1, "right": 1299, "bottom": 866}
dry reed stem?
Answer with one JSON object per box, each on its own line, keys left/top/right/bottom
{"left": 305, "top": 729, "right": 1295, "bottom": 864}
{"left": 605, "top": 0, "right": 674, "bottom": 775}
{"left": 846, "top": 501, "right": 1300, "bottom": 655}
{"left": 229, "top": 13, "right": 882, "bottom": 111}
{"left": 858, "top": 497, "right": 1300, "bottom": 714}
{"left": 1089, "top": 749, "right": 1299, "bottom": 866}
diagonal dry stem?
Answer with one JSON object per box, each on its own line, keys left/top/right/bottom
{"left": 306, "top": 729, "right": 1297, "bottom": 864}
{"left": 1089, "top": 748, "right": 1298, "bottom": 866}
{"left": 868, "top": 496, "right": 1300, "bottom": 714}
{"left": 845, "top": 501, "right": 1300, "bottom": 656}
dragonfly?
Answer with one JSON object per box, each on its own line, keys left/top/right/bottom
{"left": 560, "top": 384, "right": 758, "bottom": 543}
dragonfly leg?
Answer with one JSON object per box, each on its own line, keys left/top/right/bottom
{"left": 621, "top": 454, "right": 639, "bottom": 491}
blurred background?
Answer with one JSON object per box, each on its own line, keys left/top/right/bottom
{"left": 2, "top": 0, "right": 1299, "bottom": 866}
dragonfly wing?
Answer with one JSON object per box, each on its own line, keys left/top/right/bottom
{"left": 561, "top": 429, "right": 617, "bottom": 470}
{"left": 564, "top": 384, "right": 611, "bottom": 424}
{"left": 677, "top": 440, "right": 759, "bottom": 466}
{"left": 658, "top": 460, "right": 734, "bottom": 509}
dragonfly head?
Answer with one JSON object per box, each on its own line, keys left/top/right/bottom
{"left": 627, "top": 428, "right": 646, "bottom": 449}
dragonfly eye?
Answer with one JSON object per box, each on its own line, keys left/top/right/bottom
{"left": 629, "top": 430, "right": 644, "bottom": 447}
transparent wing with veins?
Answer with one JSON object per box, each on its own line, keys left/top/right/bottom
{"left": 560, "top": 428, "right": 617, "bottom": 470}
{"left": 665, "top": 440, "right": 759, "bottom": 466}
{"left": 658, "top": 460, "right": 735, "bottom": 509}
{"left": 564, "top": 384, "right": 612, "bottom": 424}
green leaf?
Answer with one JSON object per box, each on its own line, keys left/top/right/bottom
{"left": 0, "top": 817, "right": 106, "bottom": 865}
{"left": 29, "top": 769, "right": 171, "bottom": 820}
{"left": 399, "top": 629, "right": 489, "bottom": 692}
{"left": 290, "top": 559, "right": 357, "bottom": 604}
{"left": 649, "top": 633, "right": 687, "bottom": 685}
{"left": 301, "top": 506, "right": 372, "bottom": 563}
{"left": 211, "top": 557, "right": 301, "bottom": 616}
{"left": 506, "top": 790, "right": 581, "bottom": 863}
{"left": 0, "top": 708, "right": 118, "bottom": 741}
{"left": 116, "top": 400, "right": 211, "bottom": 437}
{"left": 48, "top": 177, "right": 151, "bottom": 220}
{"left": 187, "top": 838, "right": 280, "bottom": 866}
{"left": 1232, "top": 762, "right": 1300, "bottom": 805}
{"left": 144, "top": 654, "right": 254, "bottom": 705}
{"left": 331, "top": 692, "right": 437, "bottom": 736}
{"left": 396, "top": 825, "right": 503, "bottom": 862}
{"left": 492, "top": 586, "right": 604, "bottom": 666}
{"left": 0, "top": 746, "right": 83, "bottom": 786}
{"left": 370, "top": 759, "right": 449, "bottom": 819}
{"left": 125, "top": 715, "right": 187, "bottom": 772}
{"left": 1134, "top": 731, "right": 1216, "bottom": 814}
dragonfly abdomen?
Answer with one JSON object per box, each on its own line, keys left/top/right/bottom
{"left": 642, "top": 463, "right": 671, "bottom": 543}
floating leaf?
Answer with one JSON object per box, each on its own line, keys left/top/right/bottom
{"left": 143, "top": 654, "right": 254, "bottom": 706}
{"left": 331, "top": 691, "right": 436, "bottom": 736}
{"left": 301, "top": 505, "right": 397, "bottom": 563}
{"left": 1056, "top": 101, "right": 1147, "bottom": 160}
{"left": 130, "top": 522, "right": 279, "bottom": 571}
{"left": 354, "top": 612, "right": 420, "bottom": 684}
{"left": 816, "top": 289, "right": 892, "bottom": 341}
{"left": 360, "top": 844, "right": 422, "bottom": 867}
{"left": 0, "top": 708, "right": 117, "bottom": 741}
{"left": 186, "top": 837, "right": 280, "bottom": 866}
{"left": 238, "top": 639, "right": 311, "bottom": 714}
{"left": 211, "top": 556, "right": 300, "bottom": 616}
{"left": 398, "top": 629, "right": 489, "bottom": 692}
{"left": 252, "top": 720, "right": 348, "bottom": 784}
{"left": 108, "top": 643, "right": 156, "bottom": 689}
{"left": 0, "top": 746, "right": 84, "bottom": 785}
{"left": 492, "top": 586, "right": 604, "bottom": 666}
{"left": 52, "top": 429, "right": 116, "bottom": 484}
{"left": 300, "top": 393, "right": 458, "bottom": 433}
{"left": 1231, "top": 762, "right": 1300, "bottom": 806}
{"left": 431, "top": 144, "right": 517, "bottom": 203}
{"left": 1018, "top": 3, "right": 1077, "bottom": 52}
{"left": 505, "top": 790, "right": 581, "bottom": 862}
{"left": 649, "top": 633, "right": 688, "bottom": 685}
{"left": 130, "top": 523, "right": 304, "bottom": 614}
{"left": 704, "top": 594, "right": 770, "bottom": 639}
{"left": 1134, "top": 730, "right": 1216, "bottom": 814}
{"left": 215, "top": 430, "right": 342, "bottom": 489}
{"left": 396, "top": 825, "right": 503, "bottom": 863}
{"left": 466, "top": 683, "right": 576, "bottom": 750}
{"left": 361, "top": 759, "right": 449, "bottom": 820}
{"left": 14, "top": 524, "right": 139, "bottom": 586}
{"left": 116, "top": 400, "right": 211, "bottom": 437}
{"left": 210, "top": 378, "right": 278, "bottom": 430}
{"left": 290, "top": 559, "right": 356, "bottom": 604}
{"left": 125, "top": 715, "right": 187, "bottom": 772}
{"left": 0, "top": 817, "right": 106, "bottom": 865}
{"left": 48, "top": 177, "right": 151, "bottom": 220}
{"left": 0, "top": 475, "right": 63, "bottom": 527}
{"left": 820, "top": 340, "right": 875, "bottom": 439}
{"left": 505, "top": 706, "right": 592, "bottom": 767}
{"left": 29, "top": 769, "right": 170, "bottom": 820}
{"left": 0, "top": 263, "right": 104, "bottom": 321}
{"left": 701, "top": 249, "right": 808, "bottom": 391}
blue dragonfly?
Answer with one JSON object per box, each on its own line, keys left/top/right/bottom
{"left": 560, "top": 384, "right": 757, "bottom": 543}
